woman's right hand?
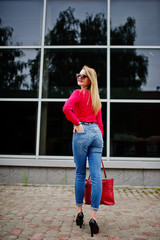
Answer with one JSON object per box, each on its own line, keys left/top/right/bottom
{"left": 73, "top": 124, "right": 84, "bottom": 133}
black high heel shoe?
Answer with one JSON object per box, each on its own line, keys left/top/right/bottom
{"left": 76, "top": 212, "right": 84, "bottom": 228}
{"left": 89, "top": 219, "right": 99, "bottom": 237}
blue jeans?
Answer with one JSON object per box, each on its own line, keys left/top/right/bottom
{"left": 72, "top": 123, "right": 103, "bottom": 211}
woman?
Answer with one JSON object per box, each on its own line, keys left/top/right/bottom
{"left": 63, "top": 65, "right": 103, "bottom": 237}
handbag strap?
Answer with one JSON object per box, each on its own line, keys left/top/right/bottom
{"left": 101, "top": 159, "right": 107, "bottom": 178}
{"left": 88, "top": 159, "right": 107, "bottom": 180}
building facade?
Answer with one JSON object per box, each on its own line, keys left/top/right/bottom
{"left": 0, "top": 0, "right": 160, "bottom": 186}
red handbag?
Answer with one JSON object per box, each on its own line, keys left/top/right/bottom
{"left": 84, "top": 159, "right": 115, "bottom": 205}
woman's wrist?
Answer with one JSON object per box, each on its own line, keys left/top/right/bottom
{"left": 76, "top": 123, "right": 81, "bottom": 126}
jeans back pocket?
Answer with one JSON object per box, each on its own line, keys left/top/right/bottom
{"left": 76, "top": 132, "right": 88, "bottom": 144}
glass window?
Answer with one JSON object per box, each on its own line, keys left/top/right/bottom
{"left": 102, "top": 102, "right": 106, "bottom": 156}
{"left": 40, "top": 102, "right": 73, "bottom": 156}
{"left": 110, "top": 103, "right": 160, "bottom": 157}
{"left": 40, "top": 102, "right": 106, "bottom": 156}
{"left": 0, "top": 102, "right": 37, "bottom": 155}
{"left": 45, "top": 0, "right": 107, "bottom": 45}
{"left": 111, "top": 0, "right": 160, "bottom": 46}
{"left": 0, "top": 49, "right": 40, "bottom": 98}
{"left": 0, "top": 0, "right": 43, "bottom": 46}
{"left": 111, "top": 49, "right": 160, "bottom": 99}
{"left": 43, "top": 49, "right": 107, "bottom": 99}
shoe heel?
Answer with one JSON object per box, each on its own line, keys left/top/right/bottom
{"left": 89, "top": 219, "right": 99, "bottom": 237}
{"left": 90, "top": 224, "right": 94, "bottom": 237}
{"left": 80, "top": 219, "right": 83, "bottom": 228}
{"left": 76, "top": 212, "right": 84, "bottom": 228}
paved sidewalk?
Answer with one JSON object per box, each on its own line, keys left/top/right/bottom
{"left": 0, "top": 185, "right": 160, "bottom": 240}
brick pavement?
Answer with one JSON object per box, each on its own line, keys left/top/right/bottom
{"left": 0, "top": 185, "right": 160, "bottom": 240}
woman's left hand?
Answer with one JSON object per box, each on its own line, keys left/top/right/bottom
{"left": 73, "top": 124, "right": 84, "bottom": 133}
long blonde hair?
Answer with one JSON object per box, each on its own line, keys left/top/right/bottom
{"left": 82, "top": 65, "right": 102, "bottom": 115}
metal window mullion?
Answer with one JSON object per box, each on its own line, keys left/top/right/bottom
{"left": 110, "top": 45, "right": 160, "bottom": 49}
{"left": 0, "top": 98, "right": 38, "bottom": 102}
{"left": 0, "top": 46, "right": 41, "bottom": 49}
{"left": 110, "top": 99, "right": 160, "bottom": 103}
{"left": 1, "top": 45, "right": 160, "bottom": 50}
{"left": 107, "top": 0, "right": 111, "bottom": 160}
{"left": 35, "top": 0, "right": 47, "bottom": 159}
{"left": 40, "top": 98, "right": 108, "bottom": 102}
{"left": 44, "top": 45, "right": 107, "bottom": 49}
{"left": 0, "top": 155, "right": 36, "bottom": 159}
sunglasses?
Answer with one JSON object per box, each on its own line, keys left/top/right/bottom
{"left": 76, "top": 73, "right": 88, "bottom": 79}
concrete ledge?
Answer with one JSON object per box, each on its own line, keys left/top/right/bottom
{"left": 0, "top": 166, "right": 160, "bottom": 187}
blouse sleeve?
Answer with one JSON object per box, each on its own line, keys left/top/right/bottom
{"left": 63, "top": 90, "right": 80, "bottom": 126}
{"left": 96, "top": 109, "right": 103, "bottom": 136}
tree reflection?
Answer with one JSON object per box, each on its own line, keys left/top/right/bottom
{"left": 44, "top": 8, "right": 107, "bottom": 98}
{"left": 111, "top": 17, "right": 136, "bottom": 45}
{"left": 0, "top": 18, "right": 13, "bottom": 46}
{"left": 43, "top": 8, "right": 148, "bottom": 98}
{"left": 43, "top": 49, "right": 106, "bottom": 98}
{"left": 45, "top": 7, "right": 79, "bottom": 45}
{"left": 80, "top": 12, "right": 107, "bottom": 45}
{"left": 27, "top": 52, "right": 40, "bottom": 92}
{"left": 0, "top": 18, "right": 26, "bottom": 94}
{"left": 45, "top": 7, "right": 107, "bottom": 45}
{"left": 111, "top": 48, "right": 148, "bottom": 98}
{"left": 111, "top": 17, "right": 148, "bottom": 98}
{"left": 1, "top": 8, "right": 149, "bottom": 99}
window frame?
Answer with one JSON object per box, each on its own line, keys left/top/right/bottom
{"left": 0, "top": 0, "right": 160, "bottom": 169}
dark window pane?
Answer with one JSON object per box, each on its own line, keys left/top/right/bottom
{"left": 43, "top": 49, "right": 107, "bottom": 99}
{"left": 0, "top": 102, "right": 37, "bottom": 155}
{"left": 111, "top": 49, "right": 160, "bottom": 99}
{"left": 111, "top": 0, "right": 160, "bottom": 46}
{"left": 111, "top": 103, "right": 160, "bottom": 157}
{"left": 102, "top": 102, "right": 106, "bottom": 156}
{"left": 40, "top": 102, "right": 73, "bottom": 156}
{"left": 45, "top": 0, "right": 107, "bottom": 45}
{"left": 40, "top": 102, "right": 106, "bottom": 156}
{"left": 0, "top": 0, "right": 43, "bottom": 46}
{"left": 0, "top": 49, "right": 40, "bottom": 98}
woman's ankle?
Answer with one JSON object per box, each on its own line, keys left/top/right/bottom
{"left": 90, "top": 210, "right": 97, "bottom": 221}
{"left": 77, "top": 206, "right": 83, "bottom": 214}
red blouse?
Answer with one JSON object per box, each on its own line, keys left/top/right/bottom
{"left": 63, "top": 89, "right": 103, "bottom": 135}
